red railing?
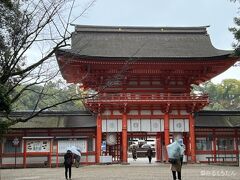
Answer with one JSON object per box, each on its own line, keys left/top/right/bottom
{"left": 86, "top": 94, "right": 209, "bottom": 104}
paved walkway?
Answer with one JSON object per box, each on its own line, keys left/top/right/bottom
{"left": 0, "top": 160, "right": 239, "bottom": 180}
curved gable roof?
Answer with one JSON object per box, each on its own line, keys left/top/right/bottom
{"left": 60, "top": 25, "right": 232, "bottom": 59}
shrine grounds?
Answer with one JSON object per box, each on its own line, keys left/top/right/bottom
{"left": 1, "top": 160, "right": 240, "bottom": 180}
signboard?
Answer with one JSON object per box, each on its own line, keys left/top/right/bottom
{"left": 58, "top": 139, "right": 87, "bottom": 153}
{"left": 26, "top": 140, "right": 50, "bottom": 152}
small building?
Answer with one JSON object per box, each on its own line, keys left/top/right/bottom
{"left": 0, "top": 111, "right": 96, "bottom": 168}
{"left": 0, "top": 110, "right": 239, "bottom": 168}
{"left": 195, "top": 111, "right": 240, "bottom": 164}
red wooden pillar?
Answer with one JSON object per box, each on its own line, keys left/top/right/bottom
{"left": 156, "top": 132, "right": 162, "bottom": 162}
{"left": 164, "top": 113, "right": 169, "bottom": 161}
{"left": 234, "top": 129, "right": 238, "bottom": 160}
{"left": 122, "top": 112, "right": 128, "bottom": 163}
{"left": 164, "top": 113, "right": 170, "bottom": 146}
{"left": 96, "top": 113, "right": 102, "bottom": 163}
{"left": 213, "top": 129, "right": 216, "bottom": 162}
{"left": 56, "top": 141, "right": 59, "bottom": 167}
{"left": 23, "top": 139, "right": 27, "bottom": 168}
{"left": 86, "top": 140, "right": 89, "bottom": 163}
{"left": 187, "top": 135, "right": 191, "bottom": 157}
{"left": 189, "top": 114, "right": 196, "bottom": 162}
{"left": 183, "top": 133, "right": 188, "bottom": 162}
{"left": 49, "top": 139, "right": 52, "bottom": 168}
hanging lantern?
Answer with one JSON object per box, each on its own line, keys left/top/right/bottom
{"left": 106, "top": 133, "right": 117, "bottom": 146}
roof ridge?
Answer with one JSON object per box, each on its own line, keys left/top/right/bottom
{"left": 73, "top": 24, "right": 209, "bottom": 34}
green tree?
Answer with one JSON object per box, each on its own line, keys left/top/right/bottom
{"left": 230, "top": 1, "right": 240, "bottom": 55}
{"left": 12, "top": 81, "right": 85, "bottom": 111}
{"left": 0, "top": 0, "right": 96, "bottom": 138}
{"left": 229, "top": 0, "right": 240, "bottom": 74}
{"left": 192, "top": 79, "right": 240, "bottom": 110}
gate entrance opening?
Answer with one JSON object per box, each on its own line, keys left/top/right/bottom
{"left": 101, "top": 131, "right": 189, "bottom": 163}
{"left": 101, "top": 132, "right": 121, "bottom": 163}
{"left": 128, "top": 132, "right": 163, "bottom": 162}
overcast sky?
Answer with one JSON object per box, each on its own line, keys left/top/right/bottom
{"left": 71, "top": 0, "right": 240, "bottom": 83}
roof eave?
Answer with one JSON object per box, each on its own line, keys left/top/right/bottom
{"left": 56, "top": 49, "right": 233, "bottom": 61}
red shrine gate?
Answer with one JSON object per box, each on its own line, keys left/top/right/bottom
{"left": 86, "top": 94, "right": 207, "bottom": 163}
{"left": 56, "top": 25, "right": 238, "bottom": 163}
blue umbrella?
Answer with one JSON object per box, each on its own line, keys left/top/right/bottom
{"left": 67, "top": 146, "right": 81, "bottom": 156}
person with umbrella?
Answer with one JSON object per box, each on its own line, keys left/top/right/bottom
{"left": 167, "top": 139, "right": 185, "bottom": 180}
{"left": 70, "top": 146, "right": 81, "bottom": 168}
{"left": 64, "top": 150, "right": 73, "bottom": 180}
{"left": 146, "top": 146, "right": 153, "bottom": 163}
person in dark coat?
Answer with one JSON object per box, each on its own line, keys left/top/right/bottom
{"left": 64, "top": 150, "right": 73, "bottom": 180}
{"left": 132, "top": 146, "right": 137, "bottom": 161}
{"left": 147, "top": 146, "right": 153, "bottom": 163}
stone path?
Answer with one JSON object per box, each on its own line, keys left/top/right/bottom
{"left": 0, "top": 161, "right": 239, "bottom": 180}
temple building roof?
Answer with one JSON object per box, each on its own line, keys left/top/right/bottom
{"left": 57, "top": 25, "right": 233, "bottom": 59}
{"left": 1, "top": 111, "right": 96, "bottom": 129}
{"left": 195, "top": 111, "right": 240, "bottom": 128}
{"left": 4, "top": 110, "right": 240, "bottom": 129}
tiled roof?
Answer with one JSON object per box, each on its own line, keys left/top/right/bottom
{"left": 58, "top": 25, "right": 232, "bottom": 59}
{"left": 5, "top": 111, "right": 96, "bottom": 129}
{"left": 5, "top": 110, "right": 240, "bottom": 129}
{"left": 195, "top": 111, "right": 240, "bottom": 128}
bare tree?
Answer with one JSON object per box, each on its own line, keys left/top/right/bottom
{"left": 0, "top": 0, "right": 96, "bottom": 131}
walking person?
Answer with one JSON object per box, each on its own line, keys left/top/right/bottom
{"left": 167, "top": 139, "right": 185, "bottom": 180}
{"left": 147, "top": 146, "right": 153, "bottom": 163}
{"left": 170, "top": 159, "right": 182, "bottom": 180}
{"left": 132, "top": 146, "right": 137, "bottom": 161}
{"left": 64, "top": 150, "right": 73, "bottom": 180}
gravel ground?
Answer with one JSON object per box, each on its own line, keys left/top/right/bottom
{"left": 0, "top": 162, "right": 239, "bottom": 180}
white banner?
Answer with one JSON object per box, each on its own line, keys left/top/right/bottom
{"left": 128, "top": 119, "right": 164, "bottom": 132}
{"left": 58, "top": 140, "right": 87, "bottom": 153}
{"left": 170, "top": 119, "right": 189, "bottom": 132}
{"left": 102, "top": 119, "right": 122, "bottom": 132}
